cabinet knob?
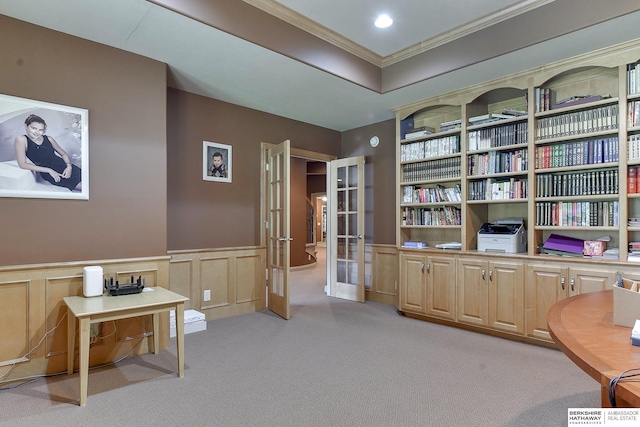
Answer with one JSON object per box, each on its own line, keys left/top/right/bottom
{"left": 482, "top": 269, "right": 486, "bottom": 280}
{"left": 421, "top": 263, "right": 424, "bottom": 273}
{"left": 489, "top": 269, "right": 493, "bottom": 281}
{"left": 570, "top": 278, "right": 575, "bottom": 292}
{"left": 561, "top": 276, "right": 565, "bottom": 290}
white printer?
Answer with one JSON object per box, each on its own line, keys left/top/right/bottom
{"left": 477, "top": 218, "right": 527, "bottom": 253}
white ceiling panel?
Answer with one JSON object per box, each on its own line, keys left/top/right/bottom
{"left": 0, "top": 0, "right": 153, "bottom": 48}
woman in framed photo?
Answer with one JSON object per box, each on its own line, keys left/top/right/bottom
{"left": 14, "top": 114, "right": 82, "bottom": 191}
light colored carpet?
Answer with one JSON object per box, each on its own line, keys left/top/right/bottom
{"left": 0, "top": 248, "right": 599, "bottom": 426}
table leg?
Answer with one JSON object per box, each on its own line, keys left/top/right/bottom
{"left": 67, "top": 310, "right": 76, "bottom": 375}
{"left": 601, "top": 378, "right": 613, "bottom": 407}
{"left": 152, "top": 312, "right": 160, "bottom": 354}
{"left": 78, "top": 317, "right": 90, "bottom": 406}
{"left": 176, "top": 302, "right": 185, "bottom": 378}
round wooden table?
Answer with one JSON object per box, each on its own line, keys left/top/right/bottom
{"left": 547, "top": 290, "right": 640, "bottom": 407}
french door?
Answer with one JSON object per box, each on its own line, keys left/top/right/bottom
{"left": 267, "top": 140, "right": 291, "bottom": 319}
{"left": 328, "top": 156, "right": 365, "bottom": 302}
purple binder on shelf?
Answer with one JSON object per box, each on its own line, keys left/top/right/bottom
{"left": 543, "top": 234, "right": 584, "bottom": 254}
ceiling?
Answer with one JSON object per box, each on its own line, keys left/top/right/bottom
{"left": 2, "top": 0, "right": 640, "bottom": 131}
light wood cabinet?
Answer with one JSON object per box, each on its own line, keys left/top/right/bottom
{"left": 525, "top": 263, "right": 568, "bottom": 341}
{"left": 489, "top": 259, "right": 525, "bottom": 334}
{"left": 401, "top": 251, "right": 619, "bottom": 345}
{"left": 457, "top": 257, "right": 488, "bottom": 326}
{"left": 399, "top": 252, "right": 427, "bottom": 314}
{"left": 457, "top": 257, "right": 524, "bottom": 334}
{"left": 399, "top": 251, "right": 456, "bottom": 320}
{"left": 525, "top": 263, "right": 618, "bottom": 342}
{"left": 568, "top": 267, "right": 617, "bottom": 295}
{"left": 425, "top": 255, "right": 456, "bottom": 320}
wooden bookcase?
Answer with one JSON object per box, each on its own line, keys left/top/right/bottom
{"left": 393, "top": 38, "right": 640, "bottom": 346}
{"left": 395, "top": 39, "right": 640, "bottom": 261}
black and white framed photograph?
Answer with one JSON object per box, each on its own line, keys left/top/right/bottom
{"left": 0, "top": 94, "right": 89, "bottom": 200}
{"left": 203, "top": 141, "right": 232, "bottom": 183}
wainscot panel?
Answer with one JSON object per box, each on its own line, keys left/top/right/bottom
{"left": 168, "top": 247, "right": 266, "bottom": 321}
{"left": 0, "top": 256, "right": 171, "bottom": 385}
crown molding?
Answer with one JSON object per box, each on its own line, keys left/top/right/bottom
{"left": 243, "top": 0, "right": 383, "bottom": 67}
{"left": 245, "top": 0, "right": 554, "bottom": 69}
{"left": 382, "top": 0, "right": 555, "bottom": 67}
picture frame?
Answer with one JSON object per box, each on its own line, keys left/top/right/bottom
{"left": 0, "top": 94, "right": 89, "bottom": 200}
{"left": 203, "top": 141, "right": 232, "bottom": 183}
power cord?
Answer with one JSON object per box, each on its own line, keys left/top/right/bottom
{"left": 608, "top": 368, "right": 640, "bottom": 407}
{"left": 0, "top": 311, "right": 68, "bottom": 384}
{"left": 1, "top": 314, "right": 153, "bottom": 390}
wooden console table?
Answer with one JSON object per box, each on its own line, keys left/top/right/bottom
{"left": 547, "top": 290, "right": 640, "bottom": 407}
{"left": 64, "top": 287, "right": 189, "bottom": 406}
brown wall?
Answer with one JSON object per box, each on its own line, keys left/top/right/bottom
{"left": 0, "top": 16, "right": 167, "bottom": 266}
{"left": 0, "top": 15, "right": 393, "bottom": 267}
{"left": 290, "top": 157, "right": 312, "bottom": 267}
{"left": 166, "top": 89, "right": 341, "bottom": 250}
{"left": 341, "top": 119, "right": 396, "bottom": 245}
{"left": 307, "top": 174, "right": 326, "bottom": 197}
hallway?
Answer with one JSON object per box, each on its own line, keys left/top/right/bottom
{"left": 290, "top": 245, "right": 327, "bottom": 306}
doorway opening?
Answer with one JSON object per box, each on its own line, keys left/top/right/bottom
{"left": 261, "top": 144, "right": 366, "bottom": 316}
{"left": 260, "top": 144, "right": 336, "bottom": 310}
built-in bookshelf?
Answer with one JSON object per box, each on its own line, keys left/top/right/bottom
{"left": 532, "top": 65, "right": 622, "bottom": 254}
{"left": 398, "top": 104, "right": 463, "bottom": 247}
{"left": 626, "top": 72, "right": 640, "bottom": 256}
{"left": 394, "top": 39, "right": 640, "bottom": 262}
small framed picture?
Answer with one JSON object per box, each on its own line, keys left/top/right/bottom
{"left": 0, "top": 93, "right": 89, "bottom": 199}
{"left": 203, "top": 141, "right": 232, "bottom": 183}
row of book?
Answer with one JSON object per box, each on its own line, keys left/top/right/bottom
{"left": 401, "top": 157, "right": 461, "bottom": 183}
{"left": 467, "top": 150, "right": 528, "bottom": 176}
{"left": 534, "top": 137, "right": 619, "bottom": 169}
{"left": 467, "top": 178, "right": 527, "bottom": 201}
{"left": 535, "top": 201, "right": 619, "bottom": 227}
{"left": 628, "top": 62, "right": 640, "bottom": 95}
{"left": 628, "top": 166, "right": 640, "bottom": 193}
{"left": 401, "top": 206, "right": 461, "bottom": 226}
{"left": 629, "top": 135, "right": 640, "bottom": 161}
{"left": 535, "top": 104, "right": 618, "bottom": 140}
{"left": 468, "top": 121, "right": 528, "bottom": 151}
{"left": 400, "top": 135, "right": 460, "bottom": 162}
{"left": 535, "top": 169, "right": 619, "bottom": 197}
{"left": 630, "top": 232, "right": 640, "bottom": 261}
{"left": 402, "top": 184, "right": 461, "bottom": 204}
{"left": 534, "top": 88, "right": 555, "bottom": 113}
{"left": 628, "top": 101, "right": 640, "bottom": 127}
{"left": 534, "top": 89, "right": 606, "bottom": 113}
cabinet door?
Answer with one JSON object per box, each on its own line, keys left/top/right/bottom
{"left": 489, "top": 260, "right": 524, "bottom": 335}
{"left": 426, "top": 256, "right": 456, "bottom": 320}
{"left": 457, "top": 257, "right": 488, "bottom": 326}
{"left": 568, "top": 268, "right": 616, "bottom": 296}
{"left": 399, "top": 253, "right": 427, "bottom": 314}
{"left": 525, "top": 263, "right": 568, "bottom": 341}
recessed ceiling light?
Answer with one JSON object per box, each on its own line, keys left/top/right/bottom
{"left": 374, "top": 14, "right": 393, "bottom": 29}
